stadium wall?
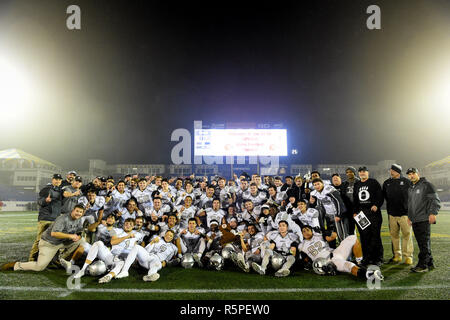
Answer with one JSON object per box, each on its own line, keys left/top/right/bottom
{"left": 0, "top": 201, "right": 35, "bottom": 212}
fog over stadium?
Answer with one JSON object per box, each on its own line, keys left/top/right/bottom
{"left": 0, "top": 0, "right": 449, "bottom": 171}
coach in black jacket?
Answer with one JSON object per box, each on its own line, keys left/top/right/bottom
{"left": 353, "top": 167, "right": 384, "bottom": 266}
{"left": 29, "top": 173, "right": 63, "bottom": 261}
{"left": 406, "top": 168, "right": 441, "bottom": 272}
{"left": 382, "top": 164, "right": 413, "bottom": 264}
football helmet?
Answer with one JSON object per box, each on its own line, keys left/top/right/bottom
{"left": 181, "top": 253, "right": 195, "bottom": 269}
{"left": 87, "top": 260, "right": 107, "bottom": 276}
{"left": 270, "top": 252, "right": 286, "bottom": 271}
{"left": 209, "top": 253, "right": 224, "bottom": 271}
{"left": 312, "top": 258, "right": 337, "bottom": 276}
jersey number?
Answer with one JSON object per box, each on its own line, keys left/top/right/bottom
{"left": 307, "top": 242, "right": 323, "bottom": 257}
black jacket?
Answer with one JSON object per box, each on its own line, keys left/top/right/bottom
{"left": 382, "top": 176, "right": 411, "bottom": 216}
{"left": 407, "top": 177, "right": 441, "bottom": 223}
{"left": 353, "top": 178, "right": 384, "bottom": 214}
{"left": 37, "top": 184, "right": 63, "bottom": 221}
{"left": 334, "top": 183, "right": 353, "bottom": 217}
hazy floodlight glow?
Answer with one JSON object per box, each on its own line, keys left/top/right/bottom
{"left": 194, "top": 129, "right": 288, "bottom": 156}
{"left": 430, "top": 74, "right": 450, "bottom": 115}
{"left": 0, "top": 57, "right": 35, "bottom": 125}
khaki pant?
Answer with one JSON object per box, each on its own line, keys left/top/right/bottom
{"left": 389, "top": 215, "right": 413, "bottom": 259}
{"left": 16, "top": 239, "right": 81, "bottom": 272}
{"left": 29, "top": 221, "right": 53, "bottom": 261}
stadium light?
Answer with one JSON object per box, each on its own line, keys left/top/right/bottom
{"left": 0, "top": 56, "right": 35, "bottom": 125}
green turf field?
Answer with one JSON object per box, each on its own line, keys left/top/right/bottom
{"left": 0, "top": 210, "right": 449, "bottom": 300}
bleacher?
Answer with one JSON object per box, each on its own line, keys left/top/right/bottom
{"left": 0, "top": 183, "right": 37, "bottom": 201}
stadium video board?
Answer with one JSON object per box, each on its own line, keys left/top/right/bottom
{"left": 194, "top": 129, "right": 287, "bottom": 156}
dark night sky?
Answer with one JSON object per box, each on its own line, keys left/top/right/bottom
{"left": 0, "top": 0, "right": 449, "bottom": 170}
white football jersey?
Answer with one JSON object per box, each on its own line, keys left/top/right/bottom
{"left": 241, "top": 207, "right": 261, "bottom": 224}
{"left": 310, "top": 184, "right": 338, "bottom": 215}
{"left": 118, "top": 207, "right": 141, "bottom": 225}
{"left": 110, "top": 228, "right": 144, "bottom": 255}
{"left": 78, "top": 196, "right": 106, "bottom": 221}
{"left": 266, "top": 230, "right": 299, "bottom": 255}
{"left": 94, "top": 224, "right": 114, "bottom": 244}
{"left": 145, "top": 204, "right": 171, "bottom": 218}
{"left": 247, "top": 232, "right": 265, "bottom": 253}
{"left": 176, "top": 204, "right": 198, "bottom": 229}
{"left": 158, "top": 223, "right": 181, "bottom": 239}
{"left": 198, "top": 194, "right": 214, "bottom": 209}
{"left": 132, "top": 188, "right": 154, "bottom": 211}
{"left": 175, "top": 190, "right": 196, "bottom": 206}
{"left": 293, "top": 208, "right": 320, "bottom": 228}
{"left": 205, "top": 208, "right": 225, "bottom": 228}
{"left": 243, "top": 191, "right": 267, "bottom": 206}
{"left": 298, "top": 232, "right": 332, "bottom": 261}
{"left": 109, "top": 190, "right": 131, "bottom": 211}
{"left": 145, "top": 240, "right": 178, "bottom": 262}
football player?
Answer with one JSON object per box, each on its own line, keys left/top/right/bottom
{"left": 116, "top": 230, "right": 178, "bottom": 281}
{"left": 106, "top": 180, "right": 131, "bottom": 217}
{"left": 243, "top": 183, "right": 267, "bottom": 206}
{"left": 179, "top": 218, "right": 206, "bottom": 267}
{"left": 147, "top": 197, "right": 172, "bottom": 222}
{"left": 298, "top": 225, "right": 384, "bottom": 281}
{"left": 291, "top": 199, "right": 321, "bottom": 230}
{"left": 201, "top": 198, "right": 226, "bottom": 229}
{"left": 73, "top": 218, "right": 144, "bottom": 283}
{"left": 61, "top": 176, "right": 83, "bottom": 214}
{"left": 117, "top": 198, "right": 143, "bottom": 227}
{"left": 78, "top": 189, "right": 106, "bottom": 223}
{"left": 310, "top": 178, "right": 348, "bottom": 246}
{"left": 132, "top": 178, "right": 154, "bottom": 213}
{"left": 175, "top": 195, "right": 198, "bottom": 229}
{"left": 202, "top": 220, "right": 224, "bottom": 269}
{"left": 234, "top": 223, "right": 264, "bottom": 273}
{"left": 251, "top": 220, "right": 299, "bottom": 277}
{"left": 241, "top": 199, "right": 261, "bottom": 227}
{"left": 60, "top": 212, "right": 115, "bottom": 272}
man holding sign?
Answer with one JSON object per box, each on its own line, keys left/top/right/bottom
{"left": 353, "top": 167, "right": 384, "bottom": 267}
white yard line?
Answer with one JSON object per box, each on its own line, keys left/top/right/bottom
{"left": 1, "top": 284, "right": 449, "bottom": 294}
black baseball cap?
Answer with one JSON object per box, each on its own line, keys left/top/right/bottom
{"left": 74, "top": 176, "right": 83, "bottom": 182}
{"left": 52, "top": 173, "right": 63, "bottom": 180}
{"left": 406, "top": 167, "right": 419, "bottom": 174}
{"left": 358, "top": 166, "right": 369, "bottom": 172}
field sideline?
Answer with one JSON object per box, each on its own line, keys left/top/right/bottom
{"left": 0, "top": 211, "right": 449, "bottom": 300}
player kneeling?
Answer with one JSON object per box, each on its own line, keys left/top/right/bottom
{"left": 116, "top": 230, "right": 178, "bottom": 282}
{"left": 298, "top": 225, "right": 384, "bottom": 281}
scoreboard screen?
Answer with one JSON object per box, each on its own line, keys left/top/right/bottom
{"left": 194, "top": 129, "right": 287, "bottom": 156}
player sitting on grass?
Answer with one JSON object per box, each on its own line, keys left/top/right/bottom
{"left": 115, "top": 230, "right": 178, "bottom": 282}
{"left": 251, "top": 220, "right": 299, "bottom": 277}
{"left": 73, "top": 218, "right": 144, "bottom": 283}
{"left": 179, "top": 218, "right": 206, "bottom": 268}
{"left": 298, "top": 225, "right": 384, "bottom": 281}
{"left": 233, "top": 223, "right": 264, "bottom": 273}
{"left": 60, "top": 213, "right": 116, "bottom": 273}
